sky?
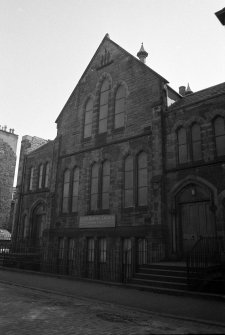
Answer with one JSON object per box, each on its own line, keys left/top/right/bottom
{"left": 0, "top": 0, "right": 225, "bottom": 185}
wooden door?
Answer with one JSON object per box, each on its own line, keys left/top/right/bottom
{"left": 180, "top": 201, "right": 214, "bottom": 256}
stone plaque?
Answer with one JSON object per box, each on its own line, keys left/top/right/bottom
{"left": 79, "top": 215, "right": 115, "bottom": 228}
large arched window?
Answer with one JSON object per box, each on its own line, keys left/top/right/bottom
{"left": 191, "top": 123, "right": 202, "bottom": 161}
{"left": 124, "top": 156, "right": 134, "bottom": 208}
{"left": 137, "top": 152, "right": 148, "bottom": 206}
{"left": 102, "top": 161, "right": 110, "bottom": 209}
{"left": 84, "top": 98, "right": 93, "bottom": 138}
{"left": 72, "top": 167, "right": 79, "bottom": 212}
{"left": 62, "top": 170, "right": 70, "bottom": 213}
{"left": 99, "top": 79, "right": 110, "bottom": 134}
{"left": 29, "top": 167, "right": 34, "bottom": 191}
{"left": 115, "top": 85, "right": 126, "bottom": 129}
{"left": 38, "top": 164, "right": 44, "bottom": 189}
{"left": 177, "top": 127, "right": 188, "bottom": 164}
{"left": 214, "top": 116, "right": 225, "bottom": 156}
{"left": 44, "top": 162, "right": 50, "bottom": 188}
{"left": 90, "top": 164, "right": 99, "bottom": 210}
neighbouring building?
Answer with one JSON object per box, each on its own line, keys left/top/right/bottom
{"left": 12, "top": 35, "right": 225, "bottom": 287}
{"left": 0, "top": 126, "right": 18, "bottom": 231}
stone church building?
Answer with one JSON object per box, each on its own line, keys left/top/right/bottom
{"left": 12, "top": 35, "right": 225, "bottom": 285}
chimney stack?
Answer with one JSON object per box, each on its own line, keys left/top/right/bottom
{"left": 179, "top": 86, "right": 186, "bottom": 96}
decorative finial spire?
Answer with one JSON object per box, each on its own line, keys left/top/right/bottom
{"left": 137, "top": 43, "right": 148, "bottom": 64}
{"left": 185, "top": 83, "right": 193, "bottom": 95}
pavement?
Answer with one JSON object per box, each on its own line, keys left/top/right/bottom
{"left": 0, "top": 267, "right": 224, "bottom": 334}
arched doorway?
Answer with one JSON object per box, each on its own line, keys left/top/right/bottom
{"left": 31, "top": 203, "right": 46, "bottom": 248}
{"left": 174, "top": 183, "right": 216, "bottom": 258}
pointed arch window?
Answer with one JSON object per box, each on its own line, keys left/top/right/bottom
{"left": 72, "top": 167, "right": 79, "bottom": 212}
{"left": 44, "top": 163, "right": 50, "bottom": 188}
{"left": 191, "top": 123, "right": 202, "bottom": 161}
{"left": 102, "top": 161, "right": 110, "bottom": 209}
{"left": 62, "top": 170, "right": 70, "bottom": 213}
{"left": 214, "top": 116, "right": 225, "bottom": 157}
{"left": 124, "top": 156, "right": 134, "bottom": 208}
{"left": 84, "top": 98, "right": 93, "bottom": 138}
{"left": 115, "top": 85, "right": 126, "bottom": 129}
{"left": 137, "top": 152, "right": 148, "bottom": 206}
{"left": 177, "top": 127, "right": 188, "bottom": 164}
{"left": 91, "top": 163, "right": 99, "bottom": 211}
{"left": 99, "top": 79, "right": 110, "bottom": 134}
{"left": 38, "top": 164, "right": 44, "bottom": 189}
{"left": 29, "top": 167, "right": 34, "bottom": 191}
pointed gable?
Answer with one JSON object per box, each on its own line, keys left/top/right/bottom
{"left": 55, "top": 34, "right": 168, "bottom": 125}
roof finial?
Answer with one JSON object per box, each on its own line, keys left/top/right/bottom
{"left": 137, "top": 43, "right": 148, "bottom": 64}
{"left": 185, "top": 83, "right": 193, "bottom": 95}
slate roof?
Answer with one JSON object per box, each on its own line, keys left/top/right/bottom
{"left": 170, "top": 82, "right": 225, "bottom": 110}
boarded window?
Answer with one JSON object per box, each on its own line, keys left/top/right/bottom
{"left": 38, "top": 164, "right": 44, "bottom": 189}
{"left": 62, "top": 170, "right": 70, "bottom": 213}
{"left": 45, "top": 163, "right": 50, "bottom": 188}
{"left": 99, "top": 79, "right": 109, "bottom": 133}
{"left": 178, "top": 127, "right": 188, "bottom": 164}
{"left": 115, "top": 85, "right": 126, "bottom": 129}
{"left": 191, "top": 124, "right": 202, "bottom": 161}
{"left": 72, "top": 168, "right": 79, "bottom": 212}
{"left": 29, "top": 167, "right": 34, "bottom": 191}
{"left": 84, "top": 98, "right": 93, "bottom": 138}
{"left": 124, "top": 156, "right": 134, "bottom": 208}
{"left": 91, "top": 164, "right": 99, "bottom": 210}
{"left": 214, "top": 117, "right": 225, "bottom": 156}
{"left": 102, "top": 161, "right": 110, "bottom": 209}
{"left": 87, "top": 238, "right": 95, "bottom": 262}
{"left": 99, "top": 238, "right": 107, "bottom": 263}
{"left": 137, "top": 152, "right": 148, "bottom": 206}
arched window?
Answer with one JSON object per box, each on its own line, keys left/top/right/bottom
{"left": 29, "top": 167, "right": 34, "bottom": 191}
{"left": 99, "top": 79, "right": 110, "bottom": 134}
{"left": 23, "top": 215, "right": 29, "bottom": 238}
{"left": 84, "top": 98, "right": 93, "bottom": 138}
{"left": 62, "top": 170, "right": 70, "bottom": 213}
{"left": 124, "top": 156, "right": 134, "bottom": 208}
{"left": 72, "top": 167, "right": 79, "bottom": 212}
{"left": 91, "top": 164, "right": 99, "bottom": 210}
{"left": 191, "top": 124, "right": 202, "bottom": 161}
{"left": 102, "top": 161, "right": 110, "bottom": 209}
{"left": 115, "top": 85, "right": 126, "bottom": 129}
{"left": 137, "top": 152, "right": 148, "bottom": 206}
{"left": 44, "top": 163, "right": 50, "bottom": 188}
{"left": 214, "top": 116, "right": 225, "bottom": 156}
{"left": 38, "top": 164, "right": 44, "bottom": 189}
{"left": 177, "top": 127, "right": 188, "bottom": 164}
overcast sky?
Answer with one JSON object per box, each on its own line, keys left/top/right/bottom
{"left": 1, "top": 0, "right": 225, "bottom": 184}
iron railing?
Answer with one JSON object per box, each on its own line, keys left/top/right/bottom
{"left": 0, "top": 238, "right": 165, "bottom": 284}
{"left": 187, "top": 236, "right": 225, "bottom": 290}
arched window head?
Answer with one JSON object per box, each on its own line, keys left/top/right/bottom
{"left": 84, "top": 98, "right": 93, "bottom": 138}
{"left": 91, "top": 164, "right": 99, "bottom": 210}
{"left": 124, "top": 156, "right": 134, "bottom": 208}
{"left": 62, "top": 170, "right": 70, "bottom": 213}
{"left": 191, "top": 123, "right": 202, "bottom": 161}
{"left": 137, "top": 152, "right": 148, "bottom": 206}
{"left": 177, "top": 127, "right": 188, "bottom": 164}
{"left": 102, "top": 161, "right": 110, "bottom": 209}
{"left": 38, "top": 164, "right": 44, "bottom": 189}
{"left": 214, "top": 117, "right": 225, "bottom": 156}
{"left": 99, "top": 79, "right": 110, "bottom": 134}
{"left": 44, "top": 163, "right": 50, "bottom": 188}
{"left": 115, "top": 85, "right": 126, "bottom": 129}
{"left": 72, "top": 167, "right": 79, "bottom": 212}
{"left": 29, "top": 167, "right": 34, "bottom": 191}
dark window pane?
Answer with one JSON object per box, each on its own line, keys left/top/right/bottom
{"left": 102, "top": 193, "right": 109, "bottom": 209}
{"left": 193, "top": 142, "right": 202, "bottom": 161}
{"left": 91, "top": 194, "right": 98, "bottom": 210}
{"left": 99, "top": 119, "right": 107, "bottom": 133}
{"left": 192, "top": 124, "right": 201, "bottom": 141}
{"left": 178, "top": 128, "right": 187, "bottom": 145}
{"left": 125, "top": 156, "right": 133, "bottom": 171}
{"left": 138, "top": 153, "right": 147, "bottom": 168}
{"left": 138, "top": 187, "right": 147, "bottom": 206}
{"left": 85, "top": 110, "right": 93, "bottom": 124}
{"left": 138, "top": 169, "right": 147, "bottom": 187}
{"left": 179, "top": 145, "right": 188, "bottom": 163}
{"left": 214, "top": 117, "right": 225, "bottom": 136}
{"left": 125, "top": 190, "right": 133, "bottom": 207}
{"left": 92, "top": 164, "right": 98, "bottom": 178}
{"left": 116, "top": 85, "right": 126, "bottom": 99}
{"left": 125, "top": 171, "right": 133, "bottom": 188}
{"left": 115, "top": 113, "right": 125, "bottom": 128}
{"left": 216, "top": 135, "right": 225, "bottom": 156}
{"left": 72, "top": 196, "right": 78, "bottom": 212}
{"left": 101, "top": 80, "right": 109, "bottom": 92}
{"left": 99, "top": 105, "right": 108, "bottom": 120}
{"left": 100, "top": 91, "right": 109, "bottom": 105}
{"left": 115, "top": 98, "right": 125, "bottom": 115}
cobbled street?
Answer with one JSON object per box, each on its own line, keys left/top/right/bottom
{"left": 0, "top": 282, "right": 224, "bottom": 335}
